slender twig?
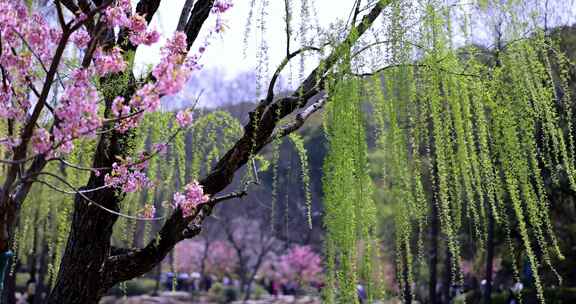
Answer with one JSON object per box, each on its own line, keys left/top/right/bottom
{"left": 28, "top": 172, "right": 167, "bottom": 221}
{"left": 208, "top": 190, "right": 248, "bottom": 206}
{"left": 55, "top": 0, "right": 68, "bottom": 30}
{"left": 265, "top": 46, "right": 322, "bottom": 105}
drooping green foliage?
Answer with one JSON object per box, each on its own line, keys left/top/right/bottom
{"left": 322, "top": 75, "right": 378, "bottom": 303}
{"left": 288, "top": 133, "right": 313, "bottom": 228}
{"left": 316, "top": 0, "right": 576, "bottom": 302}
{"left": 7, "top": 1, "right": 576, "bottom": 302}
{"left": 351, "top": 1, "right": 575, "bottom": 301}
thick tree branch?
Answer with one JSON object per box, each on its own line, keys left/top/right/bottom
{"left": 177, "top": 0, "right": 196, "bottom": 32}
{"left": 184, "top": 0, "right": 215, "bottom": 49}
{"left": 266, "top": 94, "right": 328, "bottom": 144}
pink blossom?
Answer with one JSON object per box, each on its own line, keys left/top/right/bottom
{"left": 142, "top": 30, "right": 160, "bottom": 45}
{"left": 71, "top": 29, "right": 91, "bottom": 48}
{"left": 173, "top": 181, "right": 209, "bottom": 217}
{"left": 213, "top": 0, "right": 233, "bottom": 13}
{"left": 54, "top": 69, "right": 102, "bottom": 154}
{"left": 49, "top": 28, "right": 62, "bottom": 44}
{"left": 128, "top": 14, "right": 147, "bottom": 33}
{"left": 75, "top": 12, "right": 87, "bottom": 23}
{"left": 153, "top": 143, "right": 168, "bottom": 155}
{"left": 31, "top": 128, "right": 52, "bottom": 155}
{"left": 94, "top": 47, "right": 126, "bottom": 76}
{"left": 111, "top": 96, "right": 129, "bottom": 118}
{"left": 129, "top": 29, "right": 160, "bottom": 46}
{"left": 104, "top": 159, "right": 152, "bottom": 193}
{"left": 131, "top": 83, "right": 160, "bottom": 112}
{"left": 162, "top": 32, "right": 187, "bottom": 57}
{"left": 105, "top": 6, "right": 129, "bottom": 27}
{"left": 117, "top": 0, "right": 132, "bottom": 12}
{"left": 152, "top": 59, "right": 190, "bottom": 95}
{"left": 175, "top": 240, "right": 237, "bottom": 277}
{"left": 173, "top": 192, "right": 186, "bottom": 207}
{"left": 176, "top": 110, "right": 194, "bottom": 128}
{"left": 277, "top": 245, "right": 323, "bottom": 285}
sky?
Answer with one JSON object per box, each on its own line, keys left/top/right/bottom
{"left": 135, "top": 0, "right": 353, "bottom": 79}
{"left": 131, "top": 0, "right": 576, "bottom": 108}
{"left": 134, "top": 0, "right": 359, "bottom": 108}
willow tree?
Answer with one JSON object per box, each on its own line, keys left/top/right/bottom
{"left": 365, "top": 0, "right": 575, "bottom": 303}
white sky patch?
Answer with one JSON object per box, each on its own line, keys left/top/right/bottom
{"left": 134, "top": 0, "right": 352, "bottom": 78}
{"left": 132, "top": 0, "right": 576, "bottom": 109}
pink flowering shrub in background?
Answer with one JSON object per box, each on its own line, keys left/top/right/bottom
{"left": 277, "top": 245, "right": 323, "bottom": 286}
{"left": 175, "top": 239, "right": 238, "bottom": 279}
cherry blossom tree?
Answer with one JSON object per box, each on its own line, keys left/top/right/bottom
{"left": 277, "top": 245, "right": 322, "bottom": 287}
{"left": 223, "top": 217, "right": 280, "bottom": 300}
{"left": 175, "top": 239, "right": 237, "bottom": 280}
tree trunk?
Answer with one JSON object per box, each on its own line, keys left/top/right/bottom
{"left": 2, "top": 260, "right": 18, "bottom": 304}
{"left": 403, "top": 244, "right": 412, "bottom": 304}
{"left": 484, "top": 211, "right": 495, "bottom": 304}
{"left": 442, "top": 246, "right": 452, "bottom": 304}
{"left": 46, "top": 185, "right": 120, "bottom": 304}
{"left": 429, "top": 202, "right": 439, "bottom": 304}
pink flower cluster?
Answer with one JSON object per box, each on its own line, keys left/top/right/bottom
{"left": 213, "top": 0, "right": 233, "bottom": 13}
{"left": 0, "top": 84, "right": 27, "bottom": 120}
{"left": 104, "top": 156, "right": 152, "bottom": 193}
{"left": 31, "top": 128, "right": 51, "bottom": 155}
{"left": 152, "top": 32, "right": 195, "bottom": 95}
{"left": 112, "top": 83, "right": 161, "bottom": 132}
{"left": 0, "top": 0, "right": 233, "bottom": 161}
{"left": 94, "top": 47, "right": 127, "bottom": 76}
{"left": 277, "top": 245, "right": 323, "bottom": 285}
{"left": 105, "top": 6, "right": 129, "bottom": 27}
{"left": 71, "top": 28, "right": 91, "bottom": 48}
{"left": 54, "top": 69, "right": 102, "bottom": 154}
{"left": 0, "top": 1, "right": 59, "bottom": 120}
{"left": 105, "top": 1, "right": 159, "bottom": 46}
{"left": 128, "top": 14, "right": 160, "bottom": 46}
{"left": 176, "top": 110, "right": 194, "bottom": 128}
{"left": 175, "top": 240, "right": 237, "bottom": 276}
{"left": 109, "top": 32, "right": 194, "bottom": 133}
{"left": 173, "top": 181, "right": 210, "bottom": 218}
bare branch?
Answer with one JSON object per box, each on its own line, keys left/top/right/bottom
{"left": 55, "top": 0, "right": 68, "bottom": 30}
{"left": 208, "top": 190, "right": 248, "bottom": 205}
{"left": 59, "top": 0, "right": 80, "bottom": 14}
{"left": 266, "top": 46, "right": 322, "bottom": 105}
{"left": 27, "top": 172, "right": 167, "bottom": 221}
{"left": 177, "top": 0, "right": 195, "bottom": 32}
{"left": 266, "top": 94, "right": 328, "bottom": 145}
{"left": 184, "top": 0, "right": 215, "bottom": 50}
